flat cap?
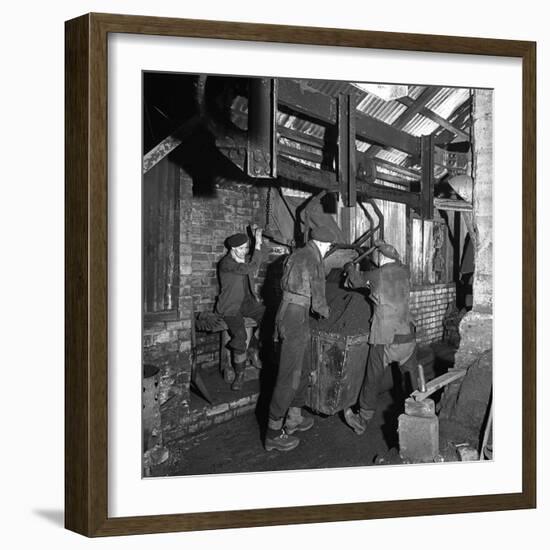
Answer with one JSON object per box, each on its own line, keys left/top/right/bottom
{"left": 373, "top": 239, "right": 400, "bottom": 261}
{"left": 310, "top": 226, "right": 336, "bottom": 243}
{"left": 226, "top": 233, "right": 248, "bottom": 248}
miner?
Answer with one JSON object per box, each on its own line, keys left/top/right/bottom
{"left": 264, "top": 226, "right": 335, "bottom": 452}
{"left": 343, "top": 240, "right": 419, "bottom": 434}
{"left": 216, "top": 227, "right": 265, "bottom": 391}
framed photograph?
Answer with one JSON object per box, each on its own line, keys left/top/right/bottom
{"left": 65, "top": 13, "right": 536, "bottom": 536}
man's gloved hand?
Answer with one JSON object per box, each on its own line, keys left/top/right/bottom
{"left": 254, "top": 226, "right": 263, "bottom": 249}
{"left": 343, "top": 262, "right": 355, "bottom": 274}
{"left": 344, "top": 263, "right": 364, "bottom": 287}
{"left": 317, "top": 305, "right": 330, "bottom": 319}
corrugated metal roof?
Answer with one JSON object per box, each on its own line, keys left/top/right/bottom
{"left": 306, "top": 79, "right": 470, "bottom": 136}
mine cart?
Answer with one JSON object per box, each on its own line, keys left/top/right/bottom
{"left": 306, "top": 329, "right": 370, "bottom": 416}
{"left": 305, "top": 267, "right": 372, "bottom": 416}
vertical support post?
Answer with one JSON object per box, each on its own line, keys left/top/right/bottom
{"left": 405, "top": 204, "right": 411, "bottom": 268}
{"left": 421, "top": 134, "right": 434, "bottom": 220}
{"left": 247, "top": 78, "right": 277, "bottom": 178}
{"left": 340, "top": 201, "right": 356, "bottom": 244}
{"left": 337, "top": 93, "right": 357, "bottom": 207}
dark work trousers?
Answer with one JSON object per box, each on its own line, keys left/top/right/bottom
{"left": 269, "top": 303, "right": 312, "bottom": 421}
{"left": 223, "top": 297, "right": 265, "bottom": 355}
{"left": 359, "top": 345, "right": 418, "bottom": 412}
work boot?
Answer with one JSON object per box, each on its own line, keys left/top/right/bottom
{"left": 284, "top": 407, "right": 314, "bottom": 435}
{"left": 264, "top": 428, "right": 300, "bottom": 452}
{"left": 247, "top": 347, "right": 261, "bottom": 369}
{"left": 231, "top": 363, "right": 246, "bottom": 391}
{"left": 343, "top": 408, "right": 374, "bottom": 435}
{"left": 223, "top": 365, "right": 235, "bottom": 384}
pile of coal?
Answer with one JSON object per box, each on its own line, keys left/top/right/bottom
{"left": 311, "top": 269, "right": 372, "bottom": 336}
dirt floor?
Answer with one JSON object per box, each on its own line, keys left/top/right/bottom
{"left": 150, "top": 342, "right": 457, "bottom": 477}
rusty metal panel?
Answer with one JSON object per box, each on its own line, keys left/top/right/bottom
{"left": 307, "top": 330, "right": 370, "bottom": 416}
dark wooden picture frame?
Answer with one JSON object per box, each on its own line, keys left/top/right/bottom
{"left": 65, "top": 12, "right": 536, "bottom": 537}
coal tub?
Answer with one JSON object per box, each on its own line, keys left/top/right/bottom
{"left": 306, "top": 269, "right": 372, "bottom": 416}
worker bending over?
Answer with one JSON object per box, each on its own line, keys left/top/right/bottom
{"left": 343, "top": 240, "right": 419, "bottom": 435}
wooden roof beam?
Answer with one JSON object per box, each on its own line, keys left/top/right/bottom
{"left": 278, "top": 155, "right": 421, "bottom": 208}
{"left": 398, "top": 96, "right": 470, "bottom": 141}
{"left": 433, "top": 97, "right": 472, "bottom": 145}
{"left": 278, "top": 79, "right": 420, "bottom": 156}
{"left": 142, "top": 115, "right": 201, "bottom": 174}
{"left": 365, "top": 86, "right": 440, "bottom": 158}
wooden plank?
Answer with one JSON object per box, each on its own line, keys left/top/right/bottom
{"left": 375, "top": 198, "right": 407, "bottom": 260}
{"left": 355, "top": 111, "right": 420, "bottom": 155}
{"left": 374, "top": 157, "right": 421, "bottom": 179}
{"left": 392, "top": 86, "right": 440, "bottom": 127}
{"left": 142, "top": 115, "right": 201, "bottom": 174}
{"left": 434, "top": 197, "right": 472, "bottom": 212}
{"left": 357, "top": 181, "right": 421, "bottom": 208}
{"left": 277, "top": 125, "right": 325, "bottom": 148}
{"left": 278, "top": 79, "right": 336, "bottom": 124}
{"left": 277, "top": 155, "right": 421, "bottom": 208}
{"left": 405, "top": 205, "right": 412, "bottom": 267}
{"left": 423, "top": 220, "right": 435, "bottom": 284}
{"left": 420, "top": 135, "right": 434, "bottom": 219}
{"left": 375, "top": 171, "right": 414, "bottom": 188}
{"left": 411, "top": 217, "right": 424, "bottom": 285}
{"left": 434, "top": 97, "right": 472, "bottom": 145}
{"left": 277, "top": 156, "right": 338, "bottom": 190}
{"left": 412, "top": 369, "right": 467, "bottom": 401}
{"left": 278, "top": 143, "right": 323, "bottom": 164}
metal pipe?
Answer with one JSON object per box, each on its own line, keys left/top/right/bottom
{"left": 366, "top": 198, "right": 385, "bottom": 241}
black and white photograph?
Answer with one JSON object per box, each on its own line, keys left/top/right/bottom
{"left": 141, "top": 73, "right": 493, "bottom": 477}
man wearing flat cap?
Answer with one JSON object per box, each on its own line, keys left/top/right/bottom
{"left": 265, "top": 226, "right": 335, "bottom": 452}
{"left": 216, "top": 227, "right": 265, "bottom": 391}
{"left": 343, "top": 239, "right": 419, "bottom": 435}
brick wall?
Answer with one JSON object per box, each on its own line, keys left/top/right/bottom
{"left": 143, "top": 166, "right": 194, "bottom": 440}
{"left": 190, "top": 179, "right": 270, "bottom": 370}
{"left": 143, "top": 169, "right": 281, "bottom": 440}
{"left": 410, "top": 283, "right": 457, "bottom": 344}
